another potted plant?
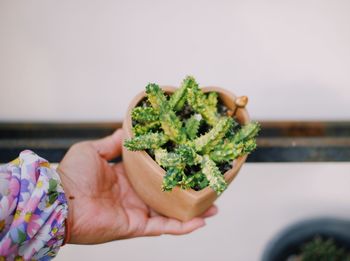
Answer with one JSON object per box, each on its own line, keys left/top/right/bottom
{"left": 122, "top": 76, "right": 259, "bottom": 221}
{"left": 262, "top": 218, "right": 350, "bottom": 261}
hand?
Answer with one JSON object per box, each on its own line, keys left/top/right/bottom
{"left": 57, "top": 129, "right": 218, "bottom": 244}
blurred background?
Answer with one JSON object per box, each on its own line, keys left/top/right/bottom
{"left": 1, "top": 1, "right": 350, "bottom": 260}
{"left": 0, "top": 0, "right": 349, "bottom": 122}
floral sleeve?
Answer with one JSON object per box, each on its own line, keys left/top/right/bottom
{"left": 0, "top": 150, "right": 68, "bottom": 260}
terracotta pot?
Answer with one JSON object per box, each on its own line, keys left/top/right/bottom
{"left": 122, "top": 86, "right": 250, "bottom": 221}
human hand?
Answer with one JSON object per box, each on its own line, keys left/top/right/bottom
{"left": 57, "top": 129, "right": 218, "bottom": 244}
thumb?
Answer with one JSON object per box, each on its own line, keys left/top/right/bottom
{"left": 92, "top": 128, "right": 124, "bottom": 160}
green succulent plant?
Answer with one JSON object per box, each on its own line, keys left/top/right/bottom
{"left": 124, "top": 76, "right": 260, "bottom": 195}
{"left": 292, "top": 236, "right": 350, "bottom": 261}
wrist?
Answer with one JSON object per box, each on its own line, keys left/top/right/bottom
{"left": 56, "top": 167, "right": 75, "bottom": 244}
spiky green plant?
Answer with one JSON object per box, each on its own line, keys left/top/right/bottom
{"left": 124, "top": 76, "right": 260, "bottom": 195}
{"left": 292, "top": 236, "right": 350, "bottom": 261}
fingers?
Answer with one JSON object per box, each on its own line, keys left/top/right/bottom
{"left": 143, "top": 216, "right": 206, "bottom": 236}
{"left": 148, "top": 208, "right": 160, "bottom": 218}
{"left": 92, "top": 129, "right": 124, "bottom": 160}
{"left": 142, "top": 205, "right": 218, "bottom": 236}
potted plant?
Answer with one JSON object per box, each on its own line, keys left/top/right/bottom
{"left": 122, "top": 76, "right": 259, "bottom": 221}
{"left": 262, "top": 218, "right": 350, "bottom": 261}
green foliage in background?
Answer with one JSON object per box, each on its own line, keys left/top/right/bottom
{"left": 296, "top": 236, "right": 350, "bottom": 261}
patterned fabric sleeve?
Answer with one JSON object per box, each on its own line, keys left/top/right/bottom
{"left": 0, "top": 150, "right": 68, "bottom": 260}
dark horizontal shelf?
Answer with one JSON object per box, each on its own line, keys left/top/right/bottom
{"left": 0, "top": 121, "right": 349, "bottom": 163}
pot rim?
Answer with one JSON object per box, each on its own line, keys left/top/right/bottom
{"left": 123, "top": 86, "right": 250, "bottom": 199}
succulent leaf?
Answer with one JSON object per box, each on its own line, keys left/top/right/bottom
{"left": 179, "top": 171, "right": 209, "bottom": 190}
{"left": 169, "top": 77, "right": 193, "bottom": 111}
{"left": 185, "top": 115, "right": 201, "bottom": 140}
{"left": 124, "top": 132, "right": 168, "bottom": 151}
{"left": 183, "top": 172, "right": 209, "bottom": 190}
{"left": 242, "top": 138, "right": 257, "bottom": 154}
{"left": 209, "top": 123, "right": 259, "bottom": 162}
{"left": 209, "top": 135, "right": 258, "bottom": 163}
{"left": 146, "top": 82, "right": 186, "bottom": 143}
{"left": 209, "top": 141, "right": 245, "bottom": 163}
{"left": 233, "top": 122, "right": 260, "bottom": 143}
{"left": 162, "top": 168, "right": 184, "bottom": 191}
{"left": 132, "top": 121, "right": 161, "bottom": 136}
{"left": 145, "top": 83, "right": 167, "bottom": 112}
{"left": 155, "top": 148, "right": 184, "bottom": 169}
{"left": 206, "top": 92, "right": 218, "bottom": 109}
{"left": 193, "top": 117, "right": 233, "bottom": 153}
{"left": 159, "top": 110, "right": 186, "bottom": 144}
{"left": 131, "top": 107, "right": 159, "bottom": 123}
{"left": 175, "top": 144, "right": 202, "bottom": 166}
{"left": 201, "top": 155, "right": 227, "bottom": 195}
{"left": 186, "top": 76, "right": 219, "bottom": 126}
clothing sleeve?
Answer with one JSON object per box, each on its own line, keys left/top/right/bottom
{"left": 0, "top": 150, "right": 68, "bottom": 260}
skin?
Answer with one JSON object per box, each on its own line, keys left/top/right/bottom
{"left": 57, "top": 129, "right": 218, "bottom": 244}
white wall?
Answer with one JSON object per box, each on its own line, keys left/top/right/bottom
{"left": 0, "top": 0, "right": 349, "bottom": 122}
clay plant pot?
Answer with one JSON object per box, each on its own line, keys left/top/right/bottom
{"left": 122, "top": 86, "right": 251, "bottom": 221}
